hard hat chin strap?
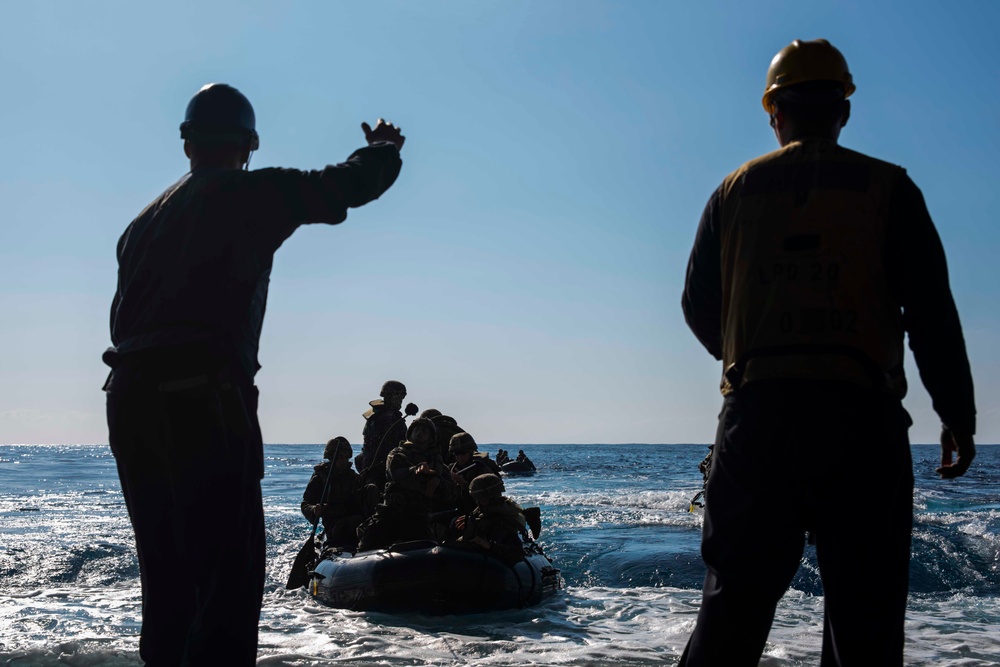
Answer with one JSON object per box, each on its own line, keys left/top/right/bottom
{"left": 245, "top": 150, "right": 254, "bottom": 172}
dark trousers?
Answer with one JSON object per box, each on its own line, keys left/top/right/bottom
{"left": 679, "top": 380, "right": 913, "bottom": 667}
{"left": 107, "top": 372, "right": 266, "bottom": 667}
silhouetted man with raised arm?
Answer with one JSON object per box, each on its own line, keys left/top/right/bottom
{"left": 103, "top": 83, "right": 404, "bottom": 666}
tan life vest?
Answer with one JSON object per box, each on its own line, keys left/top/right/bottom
{"left": 717, "top": 140, "right": 907, "bottom": 397}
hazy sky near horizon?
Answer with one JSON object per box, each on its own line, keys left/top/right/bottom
{"left": 2, "top": 1, "right": 998, "bottom": 445}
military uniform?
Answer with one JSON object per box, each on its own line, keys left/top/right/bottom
{"left": 430, "top": 413, "right": 463, "bottom": 463}
{"left": 357, "top": 435, "right": 459, "bottom": 550}
{"left": 300, "top": 461, "right": 374, "bottom": 548}
{"left": 450, "top": 454, "right": 502, "bottom": 513}
{"left": 459, "top": 487, "right": 527, "bottom": 566}
{"left": 356, "top": 399, "right": 407, "bottom": 485}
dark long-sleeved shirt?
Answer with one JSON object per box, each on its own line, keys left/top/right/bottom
{"left": 108, "top": 142, "right": 401, "bottom": 379}
{"left": 682, "top": 150, "right": 976, "bottom": 434}
{"left": 356, "top": 400, "right": 407, "bottom": 482}
{"left": 300, "top": 462, "right": 365, "bottom": 532}
{"left": 383, "top": 442, "right": 459, "bottom": 514}
{"left": 460, "top": 498, "right": 527, "bottom": 565}
{"left": 449, "top": 455, "right": 503, "bottom": 513}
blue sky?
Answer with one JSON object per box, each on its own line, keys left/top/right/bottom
{"left": 1, "top": 1, "right": 997, "bottom": 445}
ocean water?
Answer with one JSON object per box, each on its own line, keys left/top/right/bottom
{"left": 0, "top": 443, "right": 997, "bottom": 666}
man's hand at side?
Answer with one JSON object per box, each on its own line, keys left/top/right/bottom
{"left": 937, "top": 428, "right": 975, "bottom": 479}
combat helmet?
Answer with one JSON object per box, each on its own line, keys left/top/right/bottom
{"left": 380, "top": 380, "right": 407, "bottom": 397}
{"left": 324, "top": 436, "right": 352, "bottom": 460}
{"left": 469, "top": 474, "right": 505, "bottom": 502}
{"left": 405, "top": 417, "right": 436, "bottom": 446}
{"left": 449, "top": 432, "right": 478, "bottom": 454}
{"left": 762, "top": 39, "right": 855, "bottom": 114}
{"left": 180, "top": 83, "right": 259, "bottom": 149}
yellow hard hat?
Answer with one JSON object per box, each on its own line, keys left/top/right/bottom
{"left": 762, "top": 39, "right": 855, "bottom": 114}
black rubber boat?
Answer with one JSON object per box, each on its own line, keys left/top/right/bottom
{"left": 309, "top": 539, "right": 562, "bottom": 613}
{"left": 500, "top": 460, "right": 536, "bottom": 475}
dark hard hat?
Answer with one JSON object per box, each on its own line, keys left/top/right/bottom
{"left": 380, "top": 380, "right": 406, "bottom": 397}
{"left": 420, "top": 408, "right": 443, "bottom": 420}
{"left": 324, "top": 436, "right": 352, "bottom": 459}
{"left": 449, "top": 432, "right": 478, "bottom": 454}
{"left": 180, "top": 83, "right": 259, "bottom": 150}
{"left": 762, "top": 39, "right": 854, "bottom": 115}
{"left": 469, "top": 474, "right": 504, "bottom": 501}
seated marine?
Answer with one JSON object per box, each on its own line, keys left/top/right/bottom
{"left": 454, "top": 474, "right": 527, "bottom": 565}
{"left": 515, "top": 449, "right": 535, "bottom": 468}
{"left": 447, "top": 432, "right": 502, "bottom": 514}
{"left": 356, "top": 417, "right": 459, "bottom": 551}
{"left": 420, "top": 407, "right": 464, "bottom": 464}
{"left": 301, "top": 437, "right": 378, "bottom": 549}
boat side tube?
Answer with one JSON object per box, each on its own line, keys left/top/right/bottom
{"left": 310, "top": 539, "right": 562, "bottom": 613}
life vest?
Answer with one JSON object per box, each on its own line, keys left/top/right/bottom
{"left": 718, "top": 139, "right": 907, "bottom": 397}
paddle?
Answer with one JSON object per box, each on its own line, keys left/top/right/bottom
{"left": 524, "top": 506, "right": 542, "bottom": 540}
{"left": 286, "top": 441, "right": 341, "bottom": 590}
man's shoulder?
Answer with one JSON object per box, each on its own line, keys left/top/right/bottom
{"left": 127, "top": 173, "right": 193, "bottom": 225}
{"left": 370, "top": 403, "right": 403, "bottom": 424}
{"left": 722, "top": 144, "right": 803, "bottom": 185}
{"left": 363, "top": 399, "right": 382, "bottom": 420}
{"left": 485, "top": 499, "right": 526, "bottom": 524}
{"left": 242, "top": 166, "right": 310, "bottom": 182}
{"left": 474, "top": 455, "right": 502, "bottom": 473}
{"left": 147, "top": 169, "right": 257, "bottom": 214}
{"left": 832, "top": 144, "right": 904, "bottom": 171}
{"left": 503, "top": 498, "right": 525, "bottom": 513}
{"left": 712, "top": 149, "right": 783, "bottom": 201}
{"left": 385, "top": 445, "right": 411, "bottom": 463}
{"left": 336, "top": 466, "right": 359, "bottom": 480}
{"left": 732, "top": 146, "right": 787, "bottom": 176}
{"left": 364, "top": 399, "right": 400, "bottom": 420}
{"left": 720, "top": 142, "right": 907, "bottom": 196}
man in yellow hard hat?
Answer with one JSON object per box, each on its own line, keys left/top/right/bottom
{"left": 680, "top": 39, "right": 975, "bottom": 665}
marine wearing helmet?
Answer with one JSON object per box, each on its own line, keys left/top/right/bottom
{"left": 448, "top": 432, "right": 501, "bottom": 513}
{"left": 469, "top": 473, "right": 505, "bottom": 502}
{"left": 456, "top": 474, "right": 527, "bottom": 565}
{"left": 355, "top": 379, "right": 411, "bottom": 483}
{"left": 324, "top": 436, "right": 352, "bottom": 461}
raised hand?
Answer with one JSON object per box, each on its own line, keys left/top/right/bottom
{"left": 361, "top": 118, "right": 405, "bottom": 151}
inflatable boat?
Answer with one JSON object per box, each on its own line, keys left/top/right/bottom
{"left": 309, "top": 539, "right": 562, "bottom": 613}
{"left": 500, "top": 460, "right": 536, "bottom": 475}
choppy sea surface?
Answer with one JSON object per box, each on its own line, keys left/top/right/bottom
{"left": 0, "top": 443, "right": 997, "bottom": 666}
